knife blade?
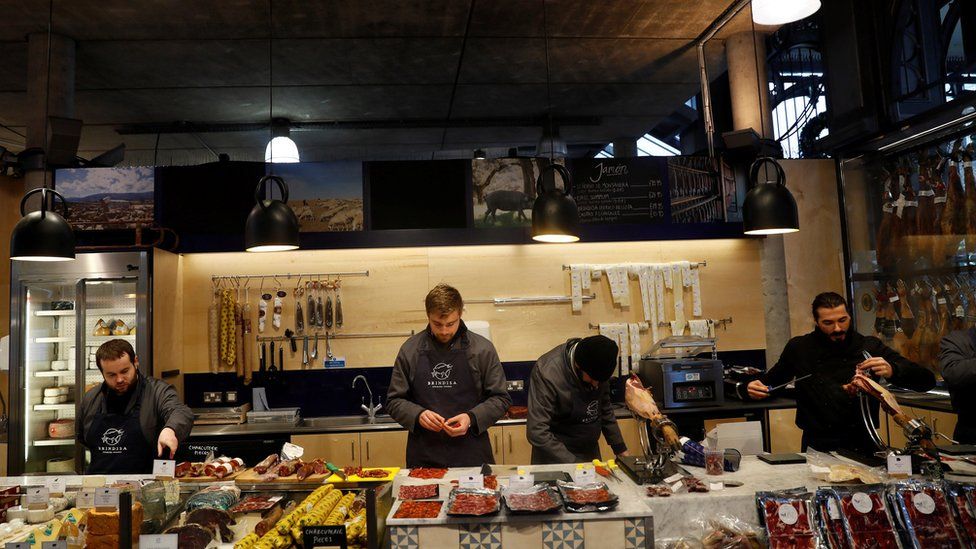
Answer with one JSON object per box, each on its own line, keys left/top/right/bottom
{"left": 480, "top": 463, "right": 492, "bottom": 476}
{"left": 767, "top": 374, "right": 812, "bottom": 392}
{"left": 326, "top": 462, "right": 347, "bottom": 480}
{"left": 269, "top": 341, "right": 276, "bottom": 371}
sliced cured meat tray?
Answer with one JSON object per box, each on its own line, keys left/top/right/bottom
{"left": 446, "top": 488, "right": 501, "bottom": 517}
{"left": 407, "top": 467, "right": 448, "bottom": 479}
{"left": 234, "top": 458, "right": 330, "bottom": 484}
{"left": 556, "top": 481, "right": 619, "bottom": 513}
{"left": 325, "top": 466, "right": 399, "bottom": 484}
{"left": 503, "top": 484, "right": 562, "bottom": 514}
{"left": 391, "top": 500, "right": 444, "bottom": 520}
{"left": 398, "top": 484, "right": 440, "bottom": 501}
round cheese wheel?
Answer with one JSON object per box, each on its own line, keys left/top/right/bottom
{"left": 42, "top": 388, "right": 61, "bottom": 397}
{"left": 42, "top": 396, "right": 61, "bottom": 405}
{"left": 6, "top": 506, "right": 28, "bottom": 521}
{"left": 48, "top": 419, "right": 75, "bottom": 439}
{"left": 26, "top": 505, "right": 55, "bottom": 523}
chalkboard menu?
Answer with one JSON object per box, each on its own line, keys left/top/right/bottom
{"left": 302, "top": 525, "right": 347, "bottom": 548}
{"left": 570, "top": 158, "right": 667, "bottom": 225}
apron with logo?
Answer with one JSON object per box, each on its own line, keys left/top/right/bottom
{"left": 85, "top": 390, "right": 154, "bottom": 474}
{"left": 533, "top": 342, "right": 605, "bottom": 463}
{"left": 406, "top": 337, "right": 493, "bottom": 467}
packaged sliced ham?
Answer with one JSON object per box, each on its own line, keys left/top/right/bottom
{"left": 814, "top": 489, "right": 850, "bottom": 549}
{"left": 888, "top": 481, "right": 963, "bottom": 549}
{"left": 828, "top": 485, "right": 902, "bottom": 549}
{"left": 944, "top": 481, "right": 976, "bottom": 545}
{"left": 755, "top": 489, "right": 823, "bottom": 549}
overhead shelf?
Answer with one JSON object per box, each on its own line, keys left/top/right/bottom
{"left": 34, "top": 370, "right": 75, "bottom": 378}
{"left": 33, "top": 404, "right": 74, "bottom": 412}
{"left": 35, "top": 307, "right": 136, "bottom": 317}
{"left": 33, "top": 439, "right": 74, "bottom": 447}
{"left": 87, "top": 335, "right": 135, "bottom": 343}
{"left": 33, "top": 337, "right": 73, "bottom": 344}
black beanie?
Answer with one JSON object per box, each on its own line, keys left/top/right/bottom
{"left": 574, "top": 335, "right": 619, "bottom": 382}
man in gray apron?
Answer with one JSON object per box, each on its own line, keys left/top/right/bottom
{"left": 387, "top": 284, "right": 511, "bottom": 467}
{"left": 527, "top": 335, "right": 629, "bottom": 464}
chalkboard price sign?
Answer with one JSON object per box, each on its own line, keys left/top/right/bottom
{"left": 303, "top": 526, "right": 347, "bottom": 548}
{"left": 571, "top": 158, "right": 667, "bottom": 225}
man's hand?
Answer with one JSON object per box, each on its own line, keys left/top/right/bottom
{"left": 616, "top": 450, "right": 630, "bottom": 458}
{"left": 857, "top": 357, "right": 893, "bottom": 379}
{"left": 419, "top": 410, "right": 446, "bottom": 432}
{"left": 747, "top": 380, "right": 770, "bottom": 400}
{"left": 157, "top": 427, "right": 178, "bottom": 459}
{"left": 443, "top": 413, "right": 471, "bottom": 437}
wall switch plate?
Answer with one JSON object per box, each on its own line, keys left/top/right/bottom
{"left": 203, "top": 391, "right": 222, "bottom": 403}
{"left": 224, "top": 391, "right": 238, "bottom": 403}
{"left": 506, "top": 380, "right": 524, "bottom": 391}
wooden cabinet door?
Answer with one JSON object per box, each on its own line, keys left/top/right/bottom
{"left": 929, "top": 410, "right": 957, "bottom": 441}
{"left": 488, "top": 427, "right": 505, "bottom": 464}
{"left": 361, "top": 431, "right": 409, "bottom": 468}
{"left": 292, "top": 433, "right": 360, "bottom": 467}
{"left": 503, "top": 424, "right": 533, "bottom": 466}
{"left": 599, "top": 417, "right": 646, "bottom": 460}
{"left": 768, "top": 409, "right": 803, "bottom": 453}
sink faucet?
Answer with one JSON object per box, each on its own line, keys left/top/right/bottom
{"left": 352, "top": 375, "right": 382, "bottom": 423}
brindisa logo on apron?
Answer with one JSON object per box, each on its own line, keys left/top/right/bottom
{"left": 429, "top": 362, "right": 458, "bottom": 388}
{"left": 583, "top": 400, "right": 599, "bottom": 423}
{"left": 98, "top": 428, "right": 127, "bottom": 453}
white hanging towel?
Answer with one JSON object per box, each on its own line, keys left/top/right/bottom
{"left": 654, "top": 266, "right": 667, "bottom": 323}
{"left": 636, "top": 266, "right": 653, "bottom": 322}
{"left": 670, "top": 320, "right": 686, "bottom": 336}
{"left": 690, "top": 265, "right": 703, "bottom": 317}
{"left": 670, "top": 263, "right": 686, "bottom": 328}
{"left": 606, "top": 266, "right": 631, "bottom": 307}
{"left": 598, "top": 323, "right": 627, "bottom": 377}
{"left": 580, "top": 266, "right": 592, "bottom": 290}
{"left": 628, "top": 322, "right": 642, "bottom": 373}
{"left": 688, "top": 319, "right": 708, "bottom": 338}
{"left": 570, "top": 266, "right": 584, "bottom": 313}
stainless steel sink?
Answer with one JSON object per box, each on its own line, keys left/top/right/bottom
{"left": 301, "top": 415, "right": 398, "bottom": 428}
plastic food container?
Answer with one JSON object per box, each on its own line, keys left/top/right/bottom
{"left": 246, "top": 407, "right": 301, "bottom": 424}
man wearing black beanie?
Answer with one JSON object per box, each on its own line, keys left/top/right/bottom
{"left": 526, "top": 335, "right": 629, "bottom": 464}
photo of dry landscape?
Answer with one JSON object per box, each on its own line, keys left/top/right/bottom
{"left": 54, "top": 166, "right": 154, "bottom": 230}
{"left": 270, "top": 162, "right": 363, "bottom": 232}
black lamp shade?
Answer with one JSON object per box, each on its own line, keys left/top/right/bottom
{"left": 245, "top": 175, "right": 300, "bottom": 252}
{"left": 531, "top": 164, "right": 580, "bottom": 243}
{"left": 10, "top": 188, "right": 75, "bottom": 261}
{"left": 743, "top": 157, "right": 799, "bottom": 235}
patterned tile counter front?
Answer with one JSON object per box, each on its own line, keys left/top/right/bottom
{"left": 386, "top": 466, "right": 653, "bottom": 549}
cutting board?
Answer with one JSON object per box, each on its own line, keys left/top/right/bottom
{"left": 176, "top": 467, "right": 246, "bottom": 483}
{"left": 234, "top": 466, "right": 330, "bottom": 484}
{"left": 325, "top": 467, "right": 399, "bottom": 484}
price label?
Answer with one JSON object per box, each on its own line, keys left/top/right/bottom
{"left": 459, "top": 474, "right": 484, "bottom": 489}
{"left": 25, "top": 487, "right": 49, "bottom": 506}
{"left": 45, "top": 477, "right": 65, "bottom": 495}
{"left": 887, "top": 454, "right": 912, "bottom": 476}
{"left": 709, "top": 482, "right": 724, "bottom": 492}
{"left": 827, "top": 498, "right": 841, "bottom": 520}
{"left": 302, "top": 525, "right": 347, "bottom": 548}
{"left": 153, "top": 460, "right": 176, "bottom": 478}
{"left": 663, "top": 473, "right": 684, "bottom": 484}
{"left": 670, "top": 480, "right": 683, "bottom": 493}
{"left": 76, "top": 490, "right": 94, "bottom": 508}
{"left": 6, "top": 543, "right": 29, "bottom": 549}
{"left": 94, "top": 487, "right": 119, "bottom": 509}
{"left": 509, "top": 474, "right": 534, "bottom": 490}
{"left": 778, "top": 503, "right": 799, "bottom": 525}
{"left": 852, "top": 492, "right": 873, "bottom": 514}
{"left": 913, "top": 492, "right": 936, "bottom": 515}
{"left": 41, "top": 543, "right": 67, "bottom": 549}
{"left": 139, "top": 535, "right": 178, "bottom": 549}
{"left": 572, "top": 467, "right": 595, "bottom": 484}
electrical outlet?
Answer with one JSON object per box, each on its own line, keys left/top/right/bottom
{"left": 203, "top": 391, "right": 222, "bottom": 404}
{"left": 225, "top": 391, "right": 238, "bottom": 404}
{"left": 506, "top": 380, "right": 524, "bottom": 391}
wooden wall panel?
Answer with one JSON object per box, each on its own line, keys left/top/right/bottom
{"left": 175, "top": 239, "right": 766, "bottom": 373}
{"left": 0, "top": 176, "right": 22, "bottom": 418}
{"left": 782, "top": 159, "right": 847, "bottom": 339}
{"left": 152, "top": 248, "right": 184, "bottom": 399}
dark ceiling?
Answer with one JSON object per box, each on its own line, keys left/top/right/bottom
{"left": 0, "top": 1, "right": 757, "bottom": 165}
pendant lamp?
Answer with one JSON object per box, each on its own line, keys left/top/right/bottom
{"left": 11, "top": 187, "right": 75, "bottom": 261}
{"left": 743, "top": 157, "right": 799, "bottom": 235}
{"left": 751, "top": 0, "right": 821, "bottom": 26}
{"left": 245, "top": 175, "right": 299, "bottom": 252}
{"left": 532, "top": 163, "right": 580, "bottom": 243}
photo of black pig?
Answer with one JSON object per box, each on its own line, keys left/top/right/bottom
{"left": 483, "top": 190, "right": 532, "bottom": 224}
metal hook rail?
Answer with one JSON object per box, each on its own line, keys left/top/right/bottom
{"left": 467, "top": 294, "right": 597, "bottom": 305}
{"left": 562, "top": 261, "right": 707, "bottom": 270}
{"left": 256, "top": 330, "right": 413, "bottom": 342}
{"left": 587, "top": 317, "right": 733, "bottom": 330}
{"left": 212, "top": 271, "right": 369, "bottom": 282}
